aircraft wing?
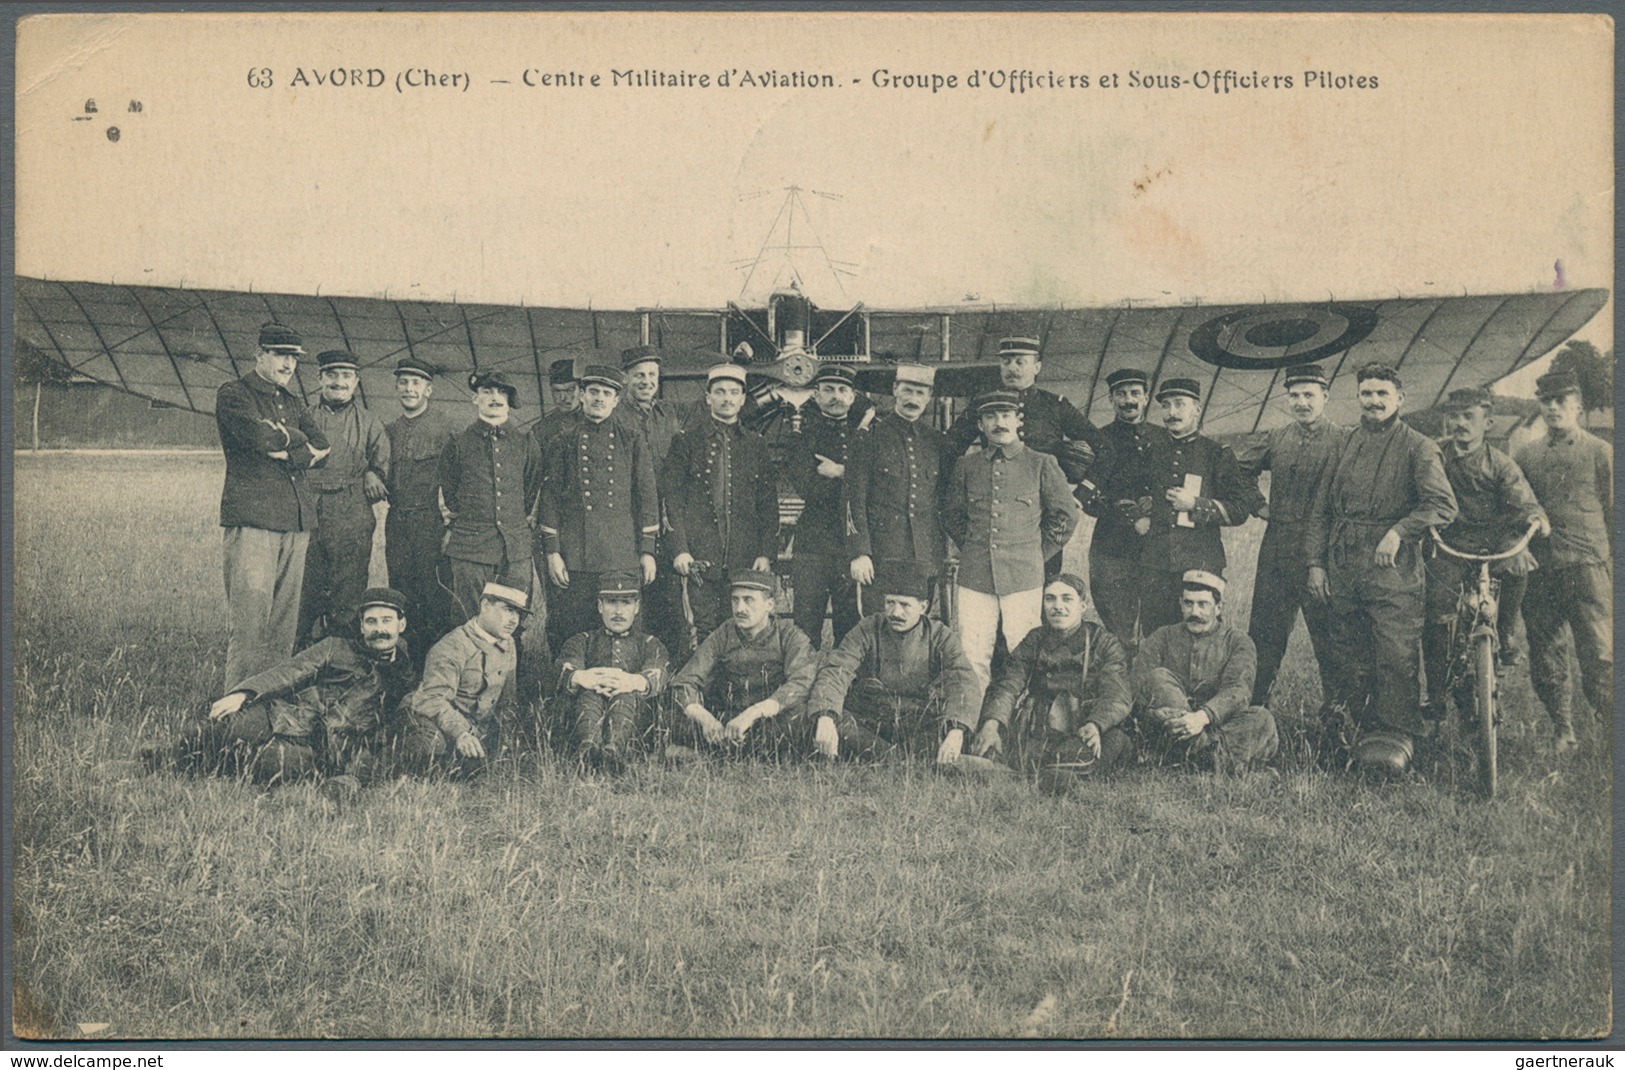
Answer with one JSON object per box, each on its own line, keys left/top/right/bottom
{"left": 13, "top": 277, "right": 1606, "bottom": 435}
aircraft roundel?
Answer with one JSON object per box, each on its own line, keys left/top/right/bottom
{"left": 1188, "top": 305, "right": 1379, "bottom": 370}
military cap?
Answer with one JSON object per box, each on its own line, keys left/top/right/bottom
{"left": 1046, "top": 573, "right": 1089, "bottom": 601}
{"left": 356, "top": 587, "right": 408, "bottom": 616}
{"left": 579, "top": 364, "right": 626, "bottom": 392}
{"left": 707, "top": 363, "right": 748, "bottom": 387}
{"left": 480, "top": 581, "right": 530, "bottom": 612}
{"left": 258, "top": 322, "right": 304, "bottom": 352}
{"left": 548, "top": 357, "right": 579, "bottom": 386}
{"left": 1283, "top": 364, "right": 1329, "bottom": 388}
{"left": 997, "top": 336, "right": 1042, "bottom": 359}
{"left": 620, "top": 345, "right": 662, "bottom": 370}
{"left": 316, "top": 349, "right": 359, "bottom": 372}
{"left": 876, "top": 560, "right": 933, "bottom": 602}
{"left": 469, "top": 369, "right": 520, "bottom": 408}
{"left": 728, "top": 569, "right": 780, "bottom": 597}
{"left": 596, "top": 571, "right": 642, "bottom": 598}
{"left": 1535, "top": 369, "right": 1581, "bottom": 401}
{"left": 1105, "top": 368, "right": 1150, "bottom": 391}
{"left": 1439, "top": 386, "right": 1494, "bottom": 413}
{"left": 812, "top": 363, "right": 857, "bottom": 387}
{"left": 1181, "top": 569, "right": 1226, "bottom": 599}
{"left": 1155, "top": 378, "right": 1202, "bottom": 402}
{"left": 394, "top": 358, "right": 436, "bottom": 381}
{"left": 892, "top": 363, "right": 936, "bottom": 388}
{"left": 974, "top": 389, "right": 1022, "bottom": 415}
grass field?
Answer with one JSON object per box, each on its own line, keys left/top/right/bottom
{"left": 9, "top": 452, "right": 1613, "bottom": 1040}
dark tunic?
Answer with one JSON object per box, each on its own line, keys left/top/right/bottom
{"left": 979, "top": 620, "right": 1132, "bottom": 732}
{"left": 233, "top": 635, "right": 417, "bottom": 739}
{"left": 806, "top": 614, "right": 980, "bottom": 731}
{"left": 661, "top": 418, "right": 779, "bottom": 572}
{"left": 438, "top": 418, "right": 542, "bottom": 569}
{"left": 1139, "top": 430, "right": 1262, "bottom": 576}
{"left": 215, "top": 371, "right": 331, "bottom": 531}
{"left": 842, "top": 412, "right": 950, "bottom": 568}
{"left": 670, "top": 618, "right": 817, "bottom": 716}
{"left": 790, "top": 399, "right": 871, "bottom": 549}
{"left": 1078, "top": 417, "right": 1162, "bottom": 558}
{"left": 535, "top": 411, "right": 660, "bottom": 572}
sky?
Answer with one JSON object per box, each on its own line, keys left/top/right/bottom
{"left": 15, "top": 11, "right": 1614, "bottom": 376}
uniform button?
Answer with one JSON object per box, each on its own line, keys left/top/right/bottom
{"left": 496, "top": 490, "right": 502, "bottom": 497}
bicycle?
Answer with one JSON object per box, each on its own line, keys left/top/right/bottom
{"left": 1429, "top": 520, "right": 1540, "bottom": 797}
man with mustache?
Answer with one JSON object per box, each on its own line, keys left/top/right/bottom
{"left": 1133, "top": 571, "right": 1278, "bottom": 773}
{"left": 535, "top": 364, "right": 659, "bottom": 656}
{"left": 215, "top": 322, "right": 332, "bottom": 690}
{"left": 1137, "top": 379, "right": 1263, "bottom": 635}
{"left": 660, "top": 363, "right": 779, "bottom": 654}
{"left": 667, "top": 570, "right": 817, "bottom": 758}
{"left": 533, "top": 357, "right": 583, "bottom": 450}
{"left": 616, "top": 345, "right": 689, "bottom": 663}
{"left": 299, "top": 349, "right": 391, "bottom": 647}
{"left": 384, "top": 358, "right": 463, "bottom": 657}
{"left": 946, "top": 336, "right": 1100, "bottom": 578}
{"left": 1307, "top": 363, "right": 1457, "bottom": 775}
{"left": 1075, "top": 368, "right": 1162, "bottom": 649}
{"left": 554, "top": 571, "right": 671, "bottom": 773}
{"left": 399, "top": 581, "right": 529, "bottom": 777}
{"left": 843, "top": 363, "right": 950, "bottom": 604}
{"left": 149, "top": 588, "right": 417, "bottom": 790}
{"left": 972, "top": 573, "right": 1134, "bottom": 789}
{"left": 1235, "top": 364, "right": 1347, "bottom": 705}
{"left": 789, "top": 364, "right": 874, "bottom": 648}
{"left": 804, "top": 560, "right": 979, "bottom": 764}
{"left": 943, "top": 390, "right": 1081, "bottom": 694}
{"left": 1513, "top": 370, "right": 1612, "bottom": 753}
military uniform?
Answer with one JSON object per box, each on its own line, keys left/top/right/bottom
{"left": 400, "top": 615, "right": 520, "bottom": 776}
{"left": 1236, "top": 415, "right": 1347, "bottom": 703}
{"left": 439, "top": 417, "right": 542, "bottom": 620}
{"left": 668, "top": 615, "right": 818, "bottom": 756}
{"left": 1133, "top": 617, "right": 1278, "bottom": 774}
{"left": 842, "top": 409, "right": 950, "bottom": 581}
{"left": 215, "top": 325, "right": 332, "bottom": 690}
{"left": 555, "top": 601, "right": 670, "bottom": 760}
{"left": 946, "top": 385, "right": 1099, "bottom": 480}
{"left": 1077, "top": 415, "right": 1162, "bottom": 647}
{"left": 788, "top": 388, "right": 872, "bottom": 647}
{"left": 1308, "top": 410, "right": 1458, "bottom": 736}
{"left": 300, "top": 373, "right": 390, "bottom": 645}
{"left": 384, "top": 398, "right": 463, "bottom": 651}
{"left": 1514, "top": 406, "right": 1613, "bottom": 734}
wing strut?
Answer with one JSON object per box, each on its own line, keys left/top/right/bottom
{"left": 128, "top": 286, "right": 195, "bottom": 411}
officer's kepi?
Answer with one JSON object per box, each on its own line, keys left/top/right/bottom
{"left": 356, "top": 587, "right": 408, "bottom": 616}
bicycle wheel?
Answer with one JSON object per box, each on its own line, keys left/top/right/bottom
{"left": 1473, "top": 633, "right": 1498, "bottom": 797}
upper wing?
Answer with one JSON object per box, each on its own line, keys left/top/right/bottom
{"left": 15, "top": 277, "right": 1605, "bottom": 435}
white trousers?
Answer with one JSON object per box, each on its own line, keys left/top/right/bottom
{"left": 955, "top": 586, "right": 1043, "bottom": 695}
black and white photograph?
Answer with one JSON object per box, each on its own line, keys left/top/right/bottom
{"left": 7, "top": 9, "right": 1615, "bottom": 1043}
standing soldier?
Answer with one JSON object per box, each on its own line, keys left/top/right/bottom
{"left": 535, "top": 364, "right": 659, "bottom": 655}
{"left": 943, "top": 390, "right": 1081, "bottom": 693}
{"left": 946, "top": 336, "right": 1098, "bottom": 578}
{"left": 1513, "top": 370, "right": 1612, "bottom": 753}
{"left": 215, "top": 323, "right": 331, "bottom": 689}
{"left": 661, "top": 363, "right": 779, "bottom": 652}
{"left": 844, "top": 363, "right": 949, "bottom": 598}
{"left": 299, "top": 349, "right": 391, "bottom": 646}
{"left": 1236, "top": 364, "right": 1347, "bottom": 705}
{"left": 384, "top": 358, "right": 463, "bottom": 656}
{"left": 790, "top": 364, "right": 874, "bottom": 647}
{"left": 1307, "top": 363, "right": 1458, "bottom": 775}
{"left": 438, "top": 370, "right": 543, "bottom": 627}
{"left": 533, "top": 357, "right": 582, "bottom": 449}
{"left": 618, "top": 344, "right": 686, "bottom": 655}
{"left": 1076, "top": 367, "right": 1161, "bottom": 649}
{"left": 1136, "top": 378, "right": 1263, "bottom": 636}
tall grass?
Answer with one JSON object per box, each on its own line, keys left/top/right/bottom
{"left": 10, "top": 454, "right": 1612, "bottom": 1039}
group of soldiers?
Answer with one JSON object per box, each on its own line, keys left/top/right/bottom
{"left": 144, "top": 321, "right": 1612, "bottom": 791}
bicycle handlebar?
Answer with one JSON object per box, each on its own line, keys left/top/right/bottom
{"left": 1430, "top": 521, "right": 1541, "bottom": 563}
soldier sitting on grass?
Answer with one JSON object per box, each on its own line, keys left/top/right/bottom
{"left": 553, "top": 571, "right": 670, "bottom": 774}
{"left": 398, "top": 582, "right": 527, "bottom": 778}
{"left": 146, "top": 588, "right": 418, "bottom": 794}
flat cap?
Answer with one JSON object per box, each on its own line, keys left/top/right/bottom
{"left": 812, "top": 363, "right": 857, "bottom": 387}
{"left": 1105, "top": 368, "right": 1150, "bottom": 391}
{"left": 1155, "top": 378, "right": 1202, "bottom": 402}
{"left": 1439, "top": 386, "right": 1494, "bottom": 413}
{"left": 316, "top": 350, "right": 359, "bottom": 372}
{"left": 998, "top": 336, "right": 1042, "bottom": 359}
{"left": 707, "top": 363, "right": 748, "bottom": 387}
{"left": 356, "top": 587, "right": 408, "bottom": 616}
{"left": 728, "top": 569, "right": 780, "bottom": 596}
{"left": 1181, "top": 569, "right": 1226, "bottom": 599}
{"left": 548, "top": 357, "right": 579, "bottom": 386}
{"left": 394, "top": 358, "right": 436, "bottom": 380}
{"left": 892, "top": 363, "right": 936, "bottom": 388}
{"left": 620, "top": 345, "right": 662, "bottom": 370}
{"left": 258, "top": 322, "right": 304, "bottom": 352}
{"left": 596, "top": 571, "right": 642, "bottom": 598}
{"left": 974, "top": 389, "right": 1022, "bottom": 415}
{"left": 875, "top": 560, "right": 933, "bottom": 602}
{"left": 579, "top": 364, "right": 625, "bottom": 392}
{"left": 469, "top": 369, "right": 520, "bottom": 407}
{"left": 480, "top": 581, "right": 530, "bottom": 612}
{"left": 1535, "top": 369, "right": 1581, "bottom": 400}
{"left": 1283, "top": 364, "right": 1329, "bottom": 388}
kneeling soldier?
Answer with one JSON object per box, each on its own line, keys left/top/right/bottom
{"left": 554, "top": 571, "right": 671, "bottom": 773}
{"left": 1133, "top": 570, "right": 1278, "bottom": 774}
{"left": 400, "top": 582, "right": 527, "bottom": 777}
{"left": 667, "top": 570, "right": 817, "bottom": 758}
{"left": 972, "top": 573, "right": 1134, "bottom": 789}
{"left": 804, "top": 560, "right": 979, "bottom": 764}
{"left": 153, "top": 588, "right": 417, "bottom": 788}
